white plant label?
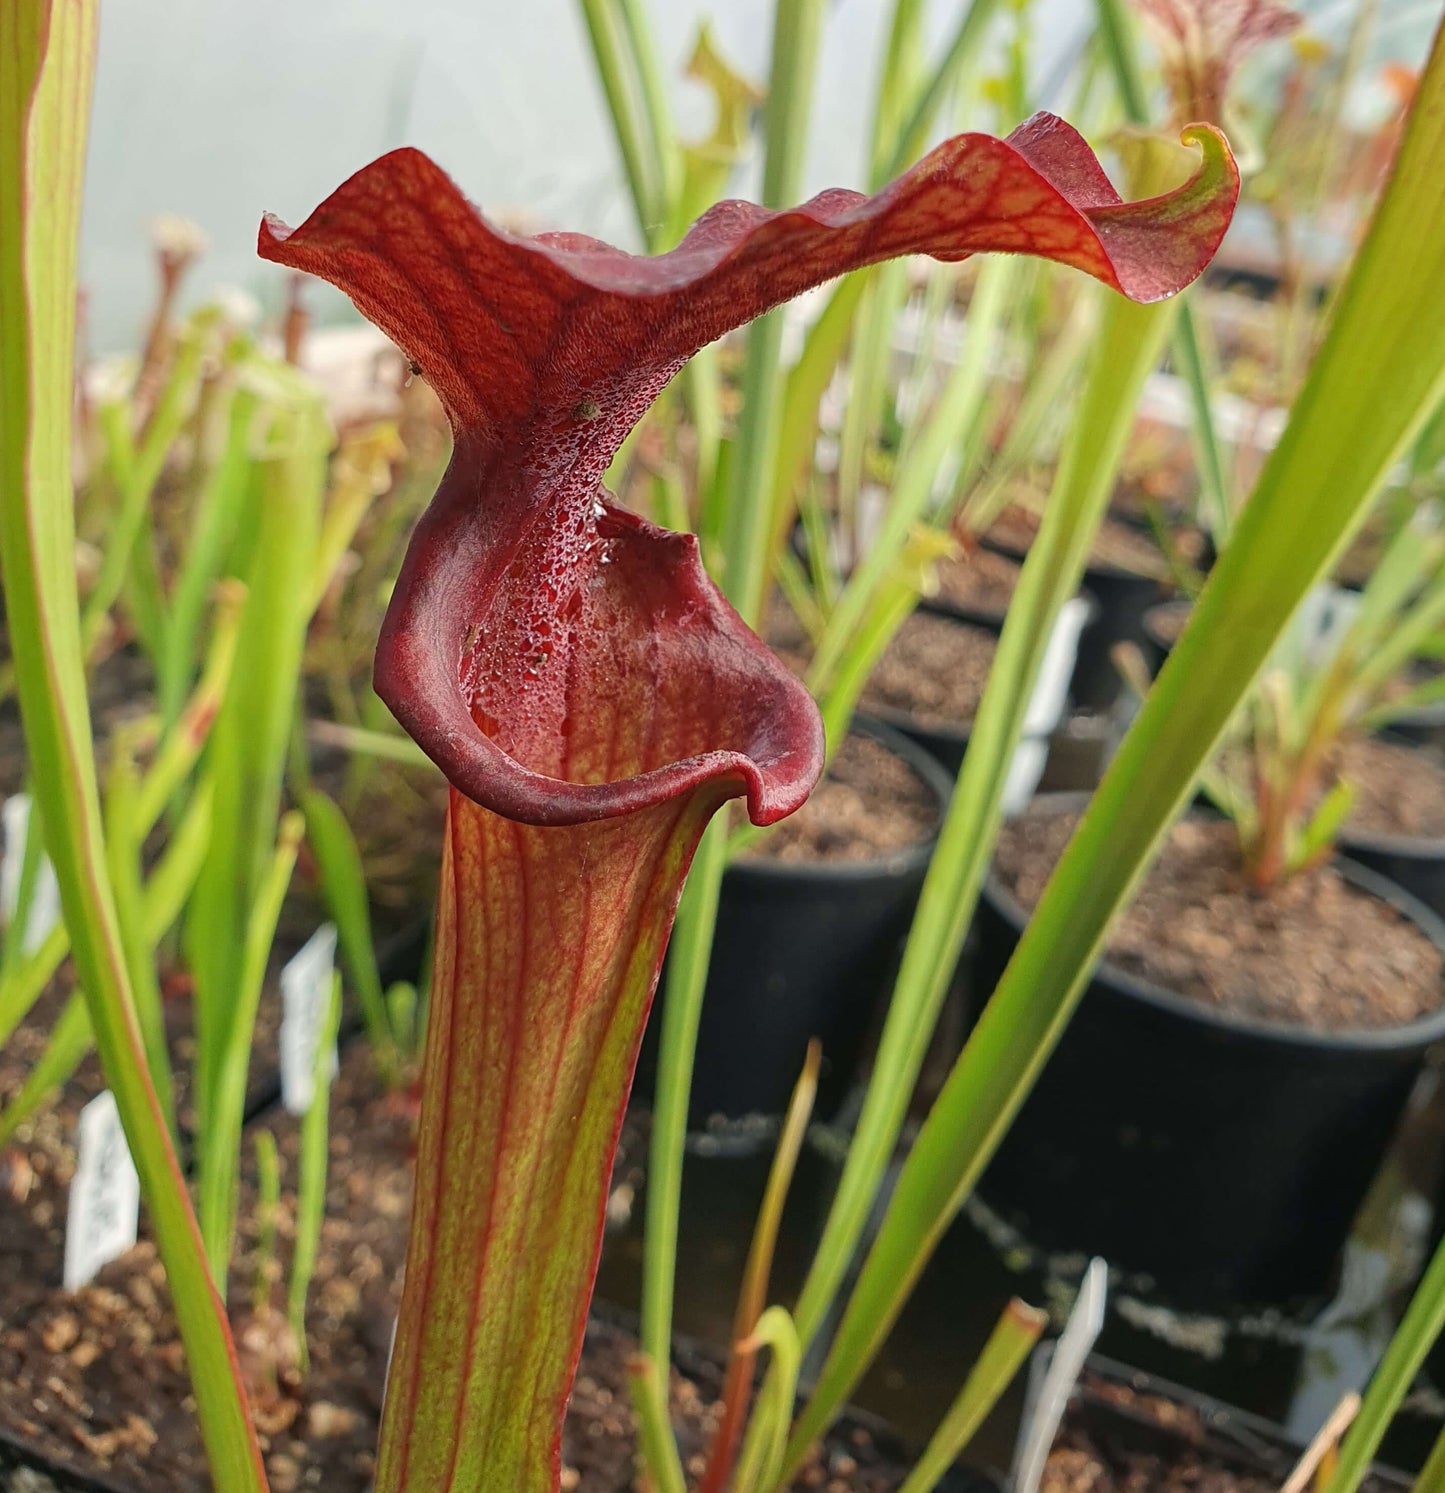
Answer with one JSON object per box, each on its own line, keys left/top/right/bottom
{"left": 1014, "top": 1256, "right": 1108, "bottom": 1493}
{"left": 1024, "top": 596, "right": 1093, "bottom": 737}
{"left": 1000, "top": 598, "right": 1096, "bottom": 816}
{"left": 64, "top": 1090, "right": 140, "bottom": 1291}
{"left": 1, "top": 793, "right": 61, "bottom": 955}
{"left": 281, "top": 923, "right": 340, "bottom": 1114}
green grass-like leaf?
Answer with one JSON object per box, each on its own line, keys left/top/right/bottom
{"left": 0, "top": 4, "right": 267, "bottom": 1485}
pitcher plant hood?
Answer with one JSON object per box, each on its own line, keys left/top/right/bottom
{"left": 259, "top": 116, "right": 1238, "bottom": 832}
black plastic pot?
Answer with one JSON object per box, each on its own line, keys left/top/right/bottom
{"left": 637, "top": 716, "right": 953, "bottom": 1129}
{"left": 879, "top": 599, "right": 1092, "bottom": 800}
{"left": 1144, "top": 616, "right": 1445, "bottom": 919}
{"left": 1162, "top": 635, "right": 1445, "bottom": 925}
{"left": 1340, "top": 779, "right": 1445, "bottom": 924}
{"left": 1387, "top": 699, "right": 1445, "bottom": 752}
{"left": 0, "top": 1428, "right": 132, "bottom": 1492}
{"left": 982, "top": 536, "right": 1169, "bottom": 711}
{"left": 1015, "top": 1346, "right": 1410, "bottom": 1492}
{"left": 968, "top": 795, "right": 1445, "bottom": 1312}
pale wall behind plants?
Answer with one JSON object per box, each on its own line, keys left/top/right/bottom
{"left": 83, "top": 0, "right": 1433, "bottom": 351}
{"left": 76, "top": 0, "right": 1118, "bottom": 349}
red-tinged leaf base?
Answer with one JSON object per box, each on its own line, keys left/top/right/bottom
{"left": 256, "top": 116, "right": 1239, "bottom": 1493}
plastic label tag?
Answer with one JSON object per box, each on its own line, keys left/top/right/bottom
{"left": 280, "top": 923, "right": 340, "bottom": 1114}
{"left": 1024, "top": 596, "right": 1093, "bottom": 737}
{"left": 64, "top": 1091, "right": 141, "bottom": 1291}
{"left": 1013, "top": 1256, "right": 1108, "bottom": 1493}
{"left": 1, "top": 794, "right": 61, "bottom": 956}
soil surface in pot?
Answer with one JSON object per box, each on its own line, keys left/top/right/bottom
{"left": 1341, "top": 736, "right": 1445, "bottom": 840}
{"left": 763, "top": 595, "right": 815, "bottom": 680}
{"left": 0, "top": 1042, "right": 937, "bottom": 1492}
{"left": 984, "top": 502, "right": 1170, "bottom": 581}
{"left": 1038, "top": 1368, "right": 1405, "bottom": 1493}
{"left": 747, "top": 729, "right": 939, "bottom": 864}
{"left": 1041, "top": 1382, "right": 1274, "bottom": 1493}
{"left": 933, "top": 549, "right": 1020, "bottom": 618}
{"left": 861, "top": 612, "right": 998, "bottom": 734}
{"left": 995, "top": 809, "right": 1444, "bottom": 1029}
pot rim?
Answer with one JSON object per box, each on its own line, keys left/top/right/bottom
{"left": 917, "top": 597, "right": 1010, "bottom": 633}
{"left": 984, "top": 792, "right": 1445, "bottom": 1051}
{"left": 921, "top": 590, "right": 1102, "bottom": 635}
{"left": 1337, "top": 729, "right": 1445, "bottom": 853}
{"left": 0, "top": 1422, "right": 134, "bottom": 1493}
{"left": 1339, "top": 822, "right": 1445, "bottom": 856}
{"left": 980, "top": 530, "right": 1171, "bottom": 587}
{"left": 863, "top": 699, "right": 973, "bottom": 754}
{"left": 732, "top": 713, "right": 953, "bottom": 884}
{"left": 1145, "top": 610, "right": 1445, "bottom": 733}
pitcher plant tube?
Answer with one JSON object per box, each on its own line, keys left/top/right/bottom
{"left": 258, "top": 114, "right": 1237, "bottom": 1492}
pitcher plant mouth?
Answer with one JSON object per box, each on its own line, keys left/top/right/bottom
{"left": 259, "top": 116, "right": 1238, "bottom": 833}
{"left": 258, "top": 115, "right": 1238, "bottom": 1493}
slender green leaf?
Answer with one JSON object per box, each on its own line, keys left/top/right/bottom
{"left": 198, "top": 811, "right": 304, "bottom": 1281}
{"left": 1417, "top": 1414, "right": 1445, "bottom": 1493}
{"left": 577, "top": 0, "right": 667, "bottom": 244}
{"left": 0, "top": 990, "right": 88, "bottom": 1147}
{"left": 641, "top": 821, "right": 728, "bottom": 1371}
{"left": 700, "top": 1041, "right": 821, "bottom": 1493}
{"left": 159, "top": 376, "right": 258, "bottom": 728}
{"left": 104, "top": 737, "right": 177, "bottom": 1140}
{"left": 81, "top": 325, "right": 208, "bottom": 657}
{"left": 252, "top": 1130, "right": 281, "bottom": 1317}
{"left": 626, "top": 1353, "right": 688, "bottom": 1493}
{"left": 895, "top": 1300, "right": 1046, "bottom": 1493}
{"left": 190, "top": 385, "right": 327, "bottom": 1148}
{"left": 1324, "top": 1229, "right": 1445, "bottom": 1493}
{"left": 720, "top": 0, "right": 829, "bottom": 627}
{"left": 0, "top": 4, "right": 267, "bottom": 1483}
{"left": 732, "top": 1308, "right": 802, "bottom": 1493}
{"left": 301, "top": 786, "right": 397, "bottom": 1082}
